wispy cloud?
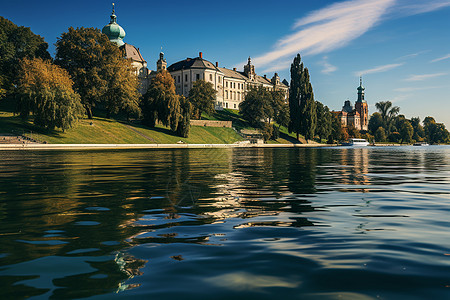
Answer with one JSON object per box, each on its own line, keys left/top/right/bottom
{"left": 431, "top": 54, "right": 450, "bottom": 63}
{"left": 396, "top": 50, "right": 429, "bottom": 61}
{"left": 354, "top": 63, "right": 403, "bottom": 76}
{"left": 254, "top": 0, "right": 396, "bottom": 72}
{"left": 251, "top": 0, "right": 450, "bottom": 73}
{"left": 394, "top": 85, "right": 445, "bottom": 92}
{"left": 320, "top": 56, "right": 337, "bottom": 74}
{"left": 405, "top": 73, "right": 447, "bottom": 81}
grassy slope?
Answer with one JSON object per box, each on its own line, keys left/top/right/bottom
{"left": 0, "top": 101, "right": 303, "bottom": 144}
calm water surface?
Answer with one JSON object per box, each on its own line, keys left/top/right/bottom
{"left": 0, "top": 147, "right": 449, "bottom": 299}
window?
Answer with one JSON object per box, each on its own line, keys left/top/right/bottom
{"left": 238, "top": 83, "right": 240, "bottom": 89}
{"left": 210, "top": 74, "right": 213, "bottom": 81}
{"left": 196, "top": 74, "right": 200, "bottom": 81}
{"left": 178, "top": 76, "right": 180, "bottom": 83}
{"left": 226, "top": 82, "right": 228, "bottom": 88}
{"left": 233, "top": 82, "right": 236, "bottom": 89}
{"left": 226, "top": 102, "right": 228, "bottom": 108}
{"left": 185, "top": 74, "right": 188, "bottom": 82}
{"left": 234, "top": 104, "right": 236, "bottom": 109}
{"left": 225, "top": 91, "right": 228, "bottom": 99}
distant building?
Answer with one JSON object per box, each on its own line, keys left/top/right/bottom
{"left": 102, "top": 4, "right": 150, "bottom": 93}
{"left": 335, "top": 78, "right": 369, "bottom": 131}
{"left": 167, "top": 53, "right": 289, "bottom": 110}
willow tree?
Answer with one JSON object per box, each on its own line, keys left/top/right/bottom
{"left": 16, "top": 58, "right": 84, "bottom": 131}
{"left": 142, "top": 70, "right": 180, "bottom": 132}
{"left": 289, "top": 54, "right": 316, "bottom": 141}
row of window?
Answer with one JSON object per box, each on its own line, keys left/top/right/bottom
{"left": 225, "top": 91, "right": 242, "bottom": 101}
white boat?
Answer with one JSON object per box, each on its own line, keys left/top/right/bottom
{"left": 343, "top": 138, "right": 370, "bottom": 146}
{"left": 413, "top": 142, "right": 429, "bottom": 146}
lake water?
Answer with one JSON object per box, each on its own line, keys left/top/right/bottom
{"left": 0, "top": 147, "right": 449, "bottom": 299}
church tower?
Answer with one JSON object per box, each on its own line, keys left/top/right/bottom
{"left": 157, "top": 51, "right": 167, "bottom": 72}
{"left": 355, "top": 77, "right": 368, "bottom": 131}
{"left": 244, "top": 57, "right": 256, "bottom": 80}
{"left": 102, "top": 3, "right": 126, "bottom": 46}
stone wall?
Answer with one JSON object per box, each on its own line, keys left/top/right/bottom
{"left": 190, "top": 120, "right": 232, "bottom": 128}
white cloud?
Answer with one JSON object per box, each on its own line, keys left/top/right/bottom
{"left": 394, "top": 86, "right": 445, "bottom": 92}
{"left": 354, "top": 63, "right": 403, "bottom": 76}
{"left": 431, "top": 54, "right": 450, "bottom": 63}
{"left": 404, "top": 73, "right": 447, "bottom": 81}
{"left": 320, "top": 56, "right": 338, "bottom": 74}
{"left": 251, "top": 0, "right": 396, "bottom": 69}
{"left": 396, "top": 50, "right": 429, "bottom": 60}
{"left": 247, "top": 0, "right": 450, "bottom": 72}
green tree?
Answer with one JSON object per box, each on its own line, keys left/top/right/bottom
{"left": 399, "top": 120, "right": 414, "bottom": 144}
{"left": 16, "top": 58, "right": 84, "bottom": 131}
{"left": 176, "top": 96, "right": 191, "bottom": 138}
{"left": 270, "top": 89, "right": 287, "bottom": 126}
{"left": 239, "top": 86, "right": 271, "bottom": 128}
{"left": 289, "top": 54, "right": 316, "bottom": 141}
{"left": 55, "top": 27, "right": 126, "bottom": 119}
{"left": 142, "top": 70, "right": 180, "bottom": 132}
{"left": 0, "top": 17, "right": 51, "bottom": 100}
{"left": 315, "top": 101, "right": 332, "bottom": 142}
{"left": 375, "top": 101, "right": 399, "bottom": 133}
{"left": 103, "top": 56, "right": 141, "bottom": 120}
{"left": 188, "top": 80, "right": 216, "bottom": 119}
{"left": 423, "top": 117, "right": 450, "bottom": 144}
{"left": 410, "top": 117, "right": 425, "bottom": 142}
{"left": 330, "top": 113, "right": 343, "bottom": 143}
{"left": 374, "top": 126, "right": 387, "bottom": 142}
{"left": 368, "top": 112, "right": 384, "bottom": 134}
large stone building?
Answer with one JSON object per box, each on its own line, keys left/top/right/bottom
{"left": 102, "top": 5, "right": 288, "bottom": 109}
{"left": 167, "top": 53, "right": 289, "bottom": 109}
{"left": 336, "top": 78, "right": 369, "bottom": 131}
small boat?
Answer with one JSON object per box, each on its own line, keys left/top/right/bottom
{"left": 413, "top": 142, "right": 429, "bottom": 146}
{"left": 343, "top": 138, "right": 370, "bottom": 146}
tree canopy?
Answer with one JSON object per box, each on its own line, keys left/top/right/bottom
{"left": 239, "top": 86, "right": 272, "bottom": 128}
{"left": 0, "top": 16, "right": 51, "bottom": 100}
{"left": 188, "top": 80, "right": 216, "bottom": 119}
{"left": 289, "top": 54, "right": 316, "bottom": 141}
{"left": 55, "top": 27, "right": 137, "bottom": 119}
{"left": 16, "top": 58, "right": 84, "bottom": 131}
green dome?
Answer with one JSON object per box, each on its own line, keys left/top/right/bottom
{"left": 102, "top": 6, "right": 125, "bottom": 46}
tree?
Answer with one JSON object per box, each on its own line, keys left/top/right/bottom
{"left": 239, "top": 86, "right": 271, "bottom": 128}
{"left": 176, "top": 96, "right": 191, "bottom": 138}
{"left": 289, "top": 54, "right": 316, "bottom": 142}
{"left": 368, "top": 112, "right": 384, "bottom": 135}
{"left": 16, "top": 58, "right": 84, "bottom": 131}
{"left": 399, "top": 120, "right": 414, "bottom": 144}
{"left": 188, "top": 80, "right": 217, "bottom": 119}
{"left": 270, "top": 89, "right": 287, "bottom": 126}
{"left": 410, "top": 117, "right": 425, "bottom": 142}
{"left": 374, "top": 127, "right": 387, "bottom": 142}
{"left": 55, "top": 27, "right": 128, "bottom": 119}
{"left": 423, "top": 117, "right": 450, "bottom": 144}
{"left": 330, "top": 113, "right": 343, "bottom": 143}
{"left": 375, "top": 101, "right": 399, "bottom": 133}
{"left": 0, "top": 17, "right": 51, "bottom": 101}
{"left": 142, "top": 70, "right": 180, "bottom": 132}
{"left": 315, "top": 101, "right": 332, "bottom": 142}
{"left": 102, "top": 56, "right": 141, "bottom": 120}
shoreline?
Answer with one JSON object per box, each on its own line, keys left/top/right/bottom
{"left": 0, "top": 143, "right": 406, "bottom": 150}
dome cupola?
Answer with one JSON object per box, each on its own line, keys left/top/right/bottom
{"left": 102, "top": 3, "right": 126, "bottom": 46}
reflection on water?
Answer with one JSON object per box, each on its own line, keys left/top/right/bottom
{"left": 0, "top": 147, "right": 450, "bottom": 299}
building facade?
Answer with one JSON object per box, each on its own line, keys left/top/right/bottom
{"left": 167, "top": 53, "right": 289, "bottom": 110}
{"left": 336, "top": 78, "right": 369, "bottom": 131}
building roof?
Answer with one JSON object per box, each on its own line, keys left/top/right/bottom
{"left": 217, "top": 67, "right": 247, "bottom": 80}
{"left": 168, "top": 57, "right": 219, "bottom": 72}
{"left": 121, "top": 43, "right": 146, "bottom": 63}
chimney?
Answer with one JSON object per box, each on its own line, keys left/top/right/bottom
{"left": 215, "top": 62, "right": 218, "bottom": 67}
{"left": 233, "top": 68, "right": 237, "bottom": 71}
{"left": 264, "top": 75, "right": 267, "bottom": 79}
{"left": 199, "top": 52, "right": 203, "bottom": 59}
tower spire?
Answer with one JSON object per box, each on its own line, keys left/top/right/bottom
{"left": 360, "top": 76, "right": 362, "bottom": 87}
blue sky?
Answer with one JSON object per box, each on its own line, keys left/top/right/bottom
{"left": 2, "top": 0, "right": 450, "bottom": 127}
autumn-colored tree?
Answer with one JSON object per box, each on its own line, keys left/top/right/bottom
{"left": 0, "top": 17, "right": 51, "bottom": 100}
{"left": 16, "top": 58, "right": 84, "bottom": 131}
{"left": 55, "top": 27, "right": 131, "bottom": 119}
{"left": 142, "top": 70, "right": 180, "bottom": 132}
